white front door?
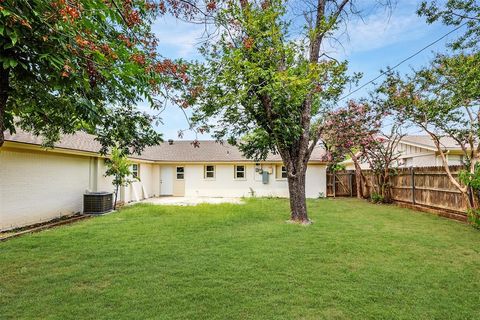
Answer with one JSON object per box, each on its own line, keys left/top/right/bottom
{"left": 160, "top": 166, "right": 174, "bottom": 195}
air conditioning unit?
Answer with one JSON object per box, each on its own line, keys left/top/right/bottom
{"left": 84, "top": 192, "right": 113, "bottom": 214}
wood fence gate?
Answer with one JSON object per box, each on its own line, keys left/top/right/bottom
{"left": 326, "top": 170, "right": 356, "bottom": 197}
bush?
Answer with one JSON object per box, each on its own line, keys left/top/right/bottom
{"left": 467, "top": 209, "right": 480, "bottom": 229}
{"left": 370, "top": 193, "right": 384, "bottom": 204}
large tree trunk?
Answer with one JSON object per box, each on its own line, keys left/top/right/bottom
{"left": 287, "top": 173, "right": 308, "bottom": 223}
{"left": 0, "top": 68, "right": 9, "bottom": 147}
{"left": 427, "top": 132, "right": 472, "bottom": 209}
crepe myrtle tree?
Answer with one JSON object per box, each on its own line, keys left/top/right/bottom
{"left": 0, "top": 0, "right": 213, "bottom": 153}
{"left": 417, "top": 0, "right": 479, "bottom": 51}
{"left": 379, "top": 52, "right": 480, "bottom": 222}
{"left": 187, "top": 0, "right": 367, "bottom": 223}
{"left": 104, "top": 147, "right": 137, "bottom": 209}
{"left": 322, "top": 101, "right": 383, "bottom": 199}
{"left": 360, "top": 125, "right": 403, "bottom": 203}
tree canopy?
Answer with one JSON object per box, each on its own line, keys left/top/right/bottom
{"left": 188, "top": 0, "right": 365, "bottom": 222}
{"left": 418, "top": 0, "right": 479, "bottom": 50}
{"left": 0, "top": 0, "right": 204, "bottom": 153}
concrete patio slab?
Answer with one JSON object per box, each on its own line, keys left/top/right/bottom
{"left": 140, "top": 196, "right": 244, "bottom": 206}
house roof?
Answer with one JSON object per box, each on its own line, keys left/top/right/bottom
{"left": 4, "top": 129, "right": 103, "bottom": 154}
{"left": 400, "top": 135, "right": 462, "bottom": 151}
{"left": 3, "top": 129, "right": 326, "bottom": 163}
{"left": 139, "top": 140, "right": 325, "bottom": 162}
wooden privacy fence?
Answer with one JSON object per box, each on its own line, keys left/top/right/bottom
{"left": 327, "top": 166, "right": 468, "bottom": 218}
{"left": 326, "top": 171, "right": 357, "bottom": 197}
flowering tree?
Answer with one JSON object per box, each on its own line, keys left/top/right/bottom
{"left": 361, "top": 125, "right": 403, "bottom": 203}
{"left": 188, "top": 0, "right": 368, "bottom": 223}
{"left": 380, "top": 52, "right": 480, "bottom": 220}
{"left": 377, "top": 0, "right": 480, "bottom": 225}
{"left": 0, "top": 0, "right": 205, "bottom": 154}
{"left": 322, "top": 101, "right": 382, "bottom": 199}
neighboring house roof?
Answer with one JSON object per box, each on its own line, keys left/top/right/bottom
{"left": 3, "top": 129, "right": 326, "bottom": 163}
{"left": 400, "top": 135, "right": 462, "bottom": 151}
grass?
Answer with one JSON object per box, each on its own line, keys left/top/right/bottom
{"left": 0, "top": 198, "right": 479, "bottom": 319}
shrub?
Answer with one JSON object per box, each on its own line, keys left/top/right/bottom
{"left": 370, "top": 192, "right": 384, "bottom": 204}
{"left": 467, "top": 209, "right": 480, "bottom": 229}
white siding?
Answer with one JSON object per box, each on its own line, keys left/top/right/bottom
{"left": 411, "top": 154, "right": 438, "bottom": 167}
{"left": 447, "top": 155, "right": 463, "bottom": 166}
{"left": 396, "top": 142, "right": 445, "bottom": 168}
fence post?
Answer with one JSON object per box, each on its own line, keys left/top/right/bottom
{"left": 333, "top": 174, "right": 336, "bottom": 198}
{"left": 349, "top": 173, "right": 353, "bottom": 197}
{"left": 411, "top": 167, "right": 416, "bottom": 205}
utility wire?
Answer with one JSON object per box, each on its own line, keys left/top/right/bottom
{"left": 338, "top": 22, "right": 468, "bottom": 101}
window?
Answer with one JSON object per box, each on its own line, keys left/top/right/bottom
{"left": 235, "top": 165, "right": 246, "bottom": 179}
{"left": 131, "top": 164, "right": 139, "bottom": 178}
{"left": 204, "top": 165, "right": 215, "bottom": 179}
{"left": 281, "top": 166, "right": 287, "bottom": 179}
{"left": 176, "top": 166, "right": 184, "bottom": 180}
{"left": 275, "top": 165, "right": 287, "bottom": 179}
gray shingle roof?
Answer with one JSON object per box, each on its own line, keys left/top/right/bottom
{"left": 4, "top": 129, "right": 326, "bottom": 163}
{"left": 138, "top": 140, "right": 326, "bottom": 162}
{"left": 4, "top": 129, "right": 102, "bottom": 153}
{"left": 400, "top": 135, "right": 462, "bottom": 150}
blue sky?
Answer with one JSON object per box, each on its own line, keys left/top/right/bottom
{"left": 146, "top": 0, "right": 464, "bottom": 139}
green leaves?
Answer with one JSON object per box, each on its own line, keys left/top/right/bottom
{"left": 189, "top": 0, "right": 354, "bottom": 160}
{"left": 418, "top": 0, "right": 479, "bottom": 50}
{"left": 459, "top": 163, "right": 480, "bottom": 190}
{"left": 1, "top": 56, "right": 17, "bottom": 69}
{"left": 0, "top": 0, "right": 193, "bottom": 151}
{"left": 379, "top": 52, "right": 480, "bottom": 148}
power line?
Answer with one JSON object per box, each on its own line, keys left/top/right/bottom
{"left": 338, "top": 21, "right": 468, "bottom": 101}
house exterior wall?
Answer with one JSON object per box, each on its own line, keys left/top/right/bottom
{"left": 170, "top": 163, "right": 326, "bottom": 198}
{"left": 121, "top": 162, "right": 159, "bottom": 203}
{"left": 445, "top": 154, "right": 463, "bottom": 166}
{"left": 404, "top": 154, "right": 438, "bottom": 167}
{"left": 1, "top": 144, "right": 326, "bottom": 231}
{"left": 344, "top": 161, "right": 370, "bottom": 171}
{"left": 0, "top": 148, "right": 91, "bottom": 230}
{"left": 0, "top": 148, "right": 158, "bottom": 231}
{"left": 94, "top": 158, "right": 114, "bottom": 193}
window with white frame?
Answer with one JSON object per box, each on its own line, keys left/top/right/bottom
{"left": 131, "top": 164, "right": 139, "bottom": 178}
{"left": 176, "top": 166, "right": 184, "bottom": 180}
{"left": 235, "top": 165, "right": 245, "bottom": 179}
{"left": 204, "top": 165, "right": 215, "bottom": 179}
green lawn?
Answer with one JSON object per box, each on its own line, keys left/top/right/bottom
{"left": 1, "top": 198, "right": 479, "bottom": 319}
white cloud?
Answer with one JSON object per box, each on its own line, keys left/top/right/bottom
{"left": 152, "top": 17, "right": 205, "bottom": 58}
{"left": 323, "top": 10, "right": 429, "bottom": 58}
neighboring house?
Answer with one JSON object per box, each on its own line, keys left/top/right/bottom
{"left": 342, "top": 135, "right": 464, "bottom": 170}
{"left": 1, "top": 130, "right": 327, "bottom": 231}
{"left": 395, "top": 135, "right": 464, "bottom": 167}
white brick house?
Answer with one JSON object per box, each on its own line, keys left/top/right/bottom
{"left": 1, "top": 130, "right": 327, "bottom": 231}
